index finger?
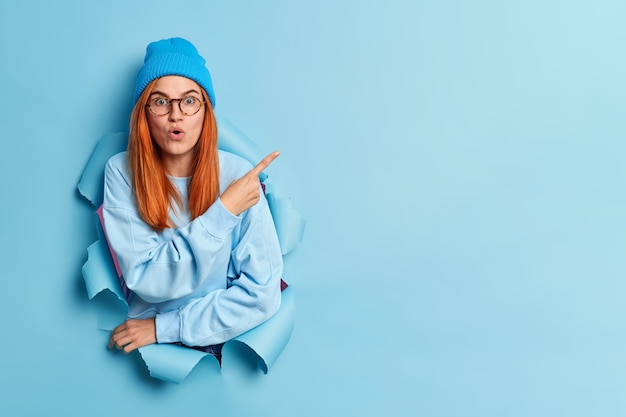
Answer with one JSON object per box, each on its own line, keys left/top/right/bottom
{"left": 250, "top": 151, "right": 280, "bottom": 176}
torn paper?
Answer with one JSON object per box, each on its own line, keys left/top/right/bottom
{"left": 78, "top": 118, "right": 305, "bottom": 383}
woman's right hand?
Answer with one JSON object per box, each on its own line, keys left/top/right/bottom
{"left": 108, "top": 318, "right": 156, "bottom": 353}
{"left": 220, "top": 151, "right": 280, "bottom": 216}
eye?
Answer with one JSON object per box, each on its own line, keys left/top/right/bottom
{"left": 152, "top": 97, "right": 169, "bottom": 107}
{"left": 182, "top": 96, "right": 198, "bottom": 105}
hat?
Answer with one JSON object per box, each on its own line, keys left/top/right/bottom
{"left": 133, "top": 37, "right": 215, "bottom": 107}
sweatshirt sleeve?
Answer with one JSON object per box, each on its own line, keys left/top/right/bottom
{"left": 155, "top": 179, "right": 284, "bottom": 346}
{"left": 156, "top": 180, "right": 283, "bottom": 346}
{"left": 102, "top": 155, "right": 241, "bottom": 303}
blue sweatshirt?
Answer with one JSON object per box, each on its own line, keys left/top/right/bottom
{"left": 102, "top": 150, "right": 283, "bottom": 347}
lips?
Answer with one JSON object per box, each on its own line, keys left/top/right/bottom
{"left": 168, "top": 127, "right": 185, "bottom": 140}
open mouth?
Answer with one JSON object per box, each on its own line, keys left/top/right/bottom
{"left": 169, "top": 129, "right": 184, "bottom": 139}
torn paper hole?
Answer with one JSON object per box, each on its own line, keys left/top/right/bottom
{"left": 78, "top": 119, "right": 304, "bottom": 383}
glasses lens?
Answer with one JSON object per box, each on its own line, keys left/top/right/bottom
{"left": 149, "top": 98, "right": 170, "bottom": 116}
{"left": 180, "top": 96, "right": 202, "bottom": 115}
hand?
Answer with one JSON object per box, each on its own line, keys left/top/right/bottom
{"left": 220, "top": 151, "right": 280, "bottom": 216}
{"left": 108, "top": 318, "right": 156, "bottom": 354}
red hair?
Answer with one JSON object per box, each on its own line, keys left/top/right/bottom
{"left": 127, "top": 80, "right": 220, "bottom": 231}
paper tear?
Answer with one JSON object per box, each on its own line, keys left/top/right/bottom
{"left": 78, "top": 132, "right": 128, "bottom": 207}
{"left": 82, "top": 220, "right": 126, "bottom": 304}
{"left": 266, "top": 191, "right": 306, "bottom": 256}
{"left": 138, "top": 343, "right": 220, "bottom": 384}
{"left": 232, "top": 285, "right": 296, "bottom": 373}
{"left": 217, "top": 118, "right": 262, "bottom": 169}
{"left": 79, "top": 119, "right": 305, "bottom": 382}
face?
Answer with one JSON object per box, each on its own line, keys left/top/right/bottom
{"left": 146, "top": 75, "right": 206, "bottom": 177}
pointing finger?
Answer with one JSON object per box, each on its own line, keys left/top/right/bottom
{"left": 249, "top": 151, "right": 280, "bottom": 177}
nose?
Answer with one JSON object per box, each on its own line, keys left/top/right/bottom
{"left": 168, "top": 99, "right": 184, "bottom": 121}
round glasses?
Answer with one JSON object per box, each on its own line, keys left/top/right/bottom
{"left": 146, "top": 96, "right": 206, "bottom": 116}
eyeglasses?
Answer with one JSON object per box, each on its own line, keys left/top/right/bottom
{"left": 146, "top": 96, "right": 206, "bottom": 116}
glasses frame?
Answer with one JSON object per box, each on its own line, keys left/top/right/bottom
{"left": 146, "top": 96, "right": 206, "bottom": 116}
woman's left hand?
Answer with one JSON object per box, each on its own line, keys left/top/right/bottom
{"left": 220, "top": 151, "right": 280, "bottom": 216}
{"left": 108, "top": 318, "right": 156, "bottom": 353}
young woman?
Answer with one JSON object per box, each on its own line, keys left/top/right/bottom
{"left": 104, "top": 37, "right": 283, "bottom": 357}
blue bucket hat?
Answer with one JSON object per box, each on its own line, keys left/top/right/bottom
{"left": 133, "top": 37, "right": 215, "bottom": 107}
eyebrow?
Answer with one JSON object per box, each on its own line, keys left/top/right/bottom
{"left": 149, "top": 89, "right": 202, "bottom": 97}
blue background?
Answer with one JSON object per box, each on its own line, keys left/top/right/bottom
{"left": 1, "top": 1, "right": 626, "bottom": 416}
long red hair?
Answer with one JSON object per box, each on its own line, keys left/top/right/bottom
{"left": 127, "top": 80, "right": 220, "bottom": 231}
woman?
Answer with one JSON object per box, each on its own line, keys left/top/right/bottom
{"left": 104, "top": 37, "right": 283, "bottom": 357}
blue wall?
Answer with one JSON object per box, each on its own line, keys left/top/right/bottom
{"left": 1, "top": 1, "right": 626, "bottom": 416}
